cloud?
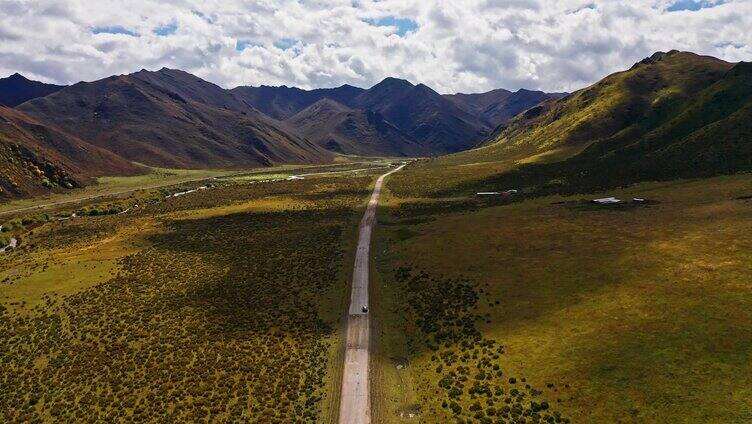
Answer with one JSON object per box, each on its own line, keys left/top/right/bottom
{"left": 0, "top": 0, "right": 750, "bottom": 93}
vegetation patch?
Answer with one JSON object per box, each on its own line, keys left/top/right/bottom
{"left": 388, "top": 266, "right": 569, "bottom": 424}
{"left": 0, "top": 176, "right": 370, "bottom": 422}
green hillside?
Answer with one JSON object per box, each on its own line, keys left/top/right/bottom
{"left": 406, "top": 51, "right": 751, "bottom": 197}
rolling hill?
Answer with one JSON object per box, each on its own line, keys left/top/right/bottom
{"left": 17, "top": 69, "right": 331, "bottom": 169}
{"left": 0, "top": 73, "right": 65, "bottom": 107}
{"left": 443, "top": 51, "right": 752, "bottom": 195}
{"left": 0, "top": 106, "right": 141, "bottom": 199}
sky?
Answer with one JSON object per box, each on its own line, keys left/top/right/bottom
{"left": 0, "top": 0, "right": 750, "bottom": 94}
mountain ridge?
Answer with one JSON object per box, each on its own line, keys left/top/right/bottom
{"left": 0, "top": 106, "right": 142, "bottom": 199}
{"left": 234, "top": 78, "right": 563, "bottom": 156}
{"left": 0, "top": 73, "right": 66, "bottom": 107}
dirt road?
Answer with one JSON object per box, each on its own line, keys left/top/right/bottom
{"left": 339, "top": 164, "right": 405, "bottom": 424}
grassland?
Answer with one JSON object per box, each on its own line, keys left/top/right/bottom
{"left": 0, "top": 159, "right": 386, "bottom": 215}
{"left": 0, "top": 168, "right": 385, "bottom": 422}
{"left": 215, "top": 159, "right": 397, "bottom": 183}
{"left": 372, "top": 168, "right": 752, "bottom": 423}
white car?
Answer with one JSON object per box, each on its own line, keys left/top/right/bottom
{"left": 361, "top": 306, "right": 369, "bottom": 313}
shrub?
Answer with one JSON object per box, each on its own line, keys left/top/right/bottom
{"left": 449, "top": 401, "right": 462, "bottom": 415}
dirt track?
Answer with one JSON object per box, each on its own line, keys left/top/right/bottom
{"left": 338, "top": 164, "right": 405, "bottom": 424}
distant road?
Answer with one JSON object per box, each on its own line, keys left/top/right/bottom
{"left": 290, "top": 166, "right": 389, "bottom": 178}
{"left": 0, "top": 174, "right": 224, "bottom": 218}
{"left": 339, "top": 163, "right": 405, "bottom": 424}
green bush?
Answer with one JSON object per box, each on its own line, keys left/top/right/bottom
{"left": 1, "top": 219, "right": 21, "bottom": 232}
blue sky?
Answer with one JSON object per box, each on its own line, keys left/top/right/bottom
{"left": 92, "top": 25, "right": 137, "bottom": 36}
{"left": 667, "top": 0, "right": 725, "bottom": 12}
{"left": 273, "top": 38, "right": 301, "bottom": 50}
{"left": 364, "top": 16, "right": 418, "bottom": 37}
{"left": 154, "top": 23, "right": 177, "bottom": 36}
{"left": 236, "top": 40, "right": 260, "bottom": 51}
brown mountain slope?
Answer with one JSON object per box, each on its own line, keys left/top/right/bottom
{"left": 231, "top": 84, "right": 365, "bottom": 120}
{"left": 235, "top": 78, "right": 527, "bottom": 155}
{"left": 445, "top": 88, "right": 566, "bottom": 128}
{"left": 18, "top": 69, "right": 331, "bottom": 168}
{"left": 133, "top": 68, "right": 256, "bottom": 113}
{"left": 351, "top": 78, "right": 491, "bottom": 153}
{"left": 0, "top": 106, "right": 141, "bottom": 199}
{"left": 286, "top": 98, "right": 431, "bottom": 157}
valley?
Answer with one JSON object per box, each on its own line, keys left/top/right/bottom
{"left": 1, "top": 46, "right": 751, "bottom": 424}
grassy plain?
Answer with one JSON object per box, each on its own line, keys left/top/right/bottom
{"left": 0, "top": 168, "right": 384, "bottom": 422}
{"left": 373, "top": 168, "right": 752, "bottom": 423}
{"left": 0, "top": 166, "right": 239, "bottom": 216}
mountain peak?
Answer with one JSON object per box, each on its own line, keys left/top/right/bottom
{"left": 415, "top": 83, "right": 436, "bottom": 92}
{"left": 374, "top": 77, "right": 414, "bottom": 89}
{"left": 0, "top": 73, "right": 65, "bottom": 107}
{"left": 632, "top": 50, "right": 697, "bottom": 69}
{"left": 8, "top": 72, "right": 27, "bottom": 81}
{"left": 362, "top": 77, "right": 415, "bottom": 102}
{"left": 728, "top": 61, "right": 752, "bottom": 77}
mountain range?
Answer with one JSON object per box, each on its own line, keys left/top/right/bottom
{"left": 1, "top": 49, "right": 750, "bottom": 200}
{"left": 0, "top": 69, "right": 562, "bottom": 199}
{"left": 16, "top": 69, "right": 331, "bottom": 170}
{"left": 233, "top": 78, "right": 564, "bottom": 156}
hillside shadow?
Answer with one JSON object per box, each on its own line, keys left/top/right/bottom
{"left": 144, "top": 206, "right": 352, "bottom": 340}
{"left": 372, "top": 194, "right": 682, "bottom": 359}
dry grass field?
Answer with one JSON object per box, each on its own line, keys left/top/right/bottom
{"left": 373, "top": 169, "right": 752, "bottom": 423}
{"left": 0, "top": 171, "right": 382, "bottom": 422}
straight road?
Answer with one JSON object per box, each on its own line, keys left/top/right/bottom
{"left": 339, "top": 164, "right": 406, "bottom": 424}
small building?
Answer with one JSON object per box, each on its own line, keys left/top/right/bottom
{"left": 592, "top": 197, "right": 622, "bottom": 204}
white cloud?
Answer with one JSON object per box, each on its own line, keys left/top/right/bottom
{"left": 0, "top": 0, "right": 750, "bottom": 93}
